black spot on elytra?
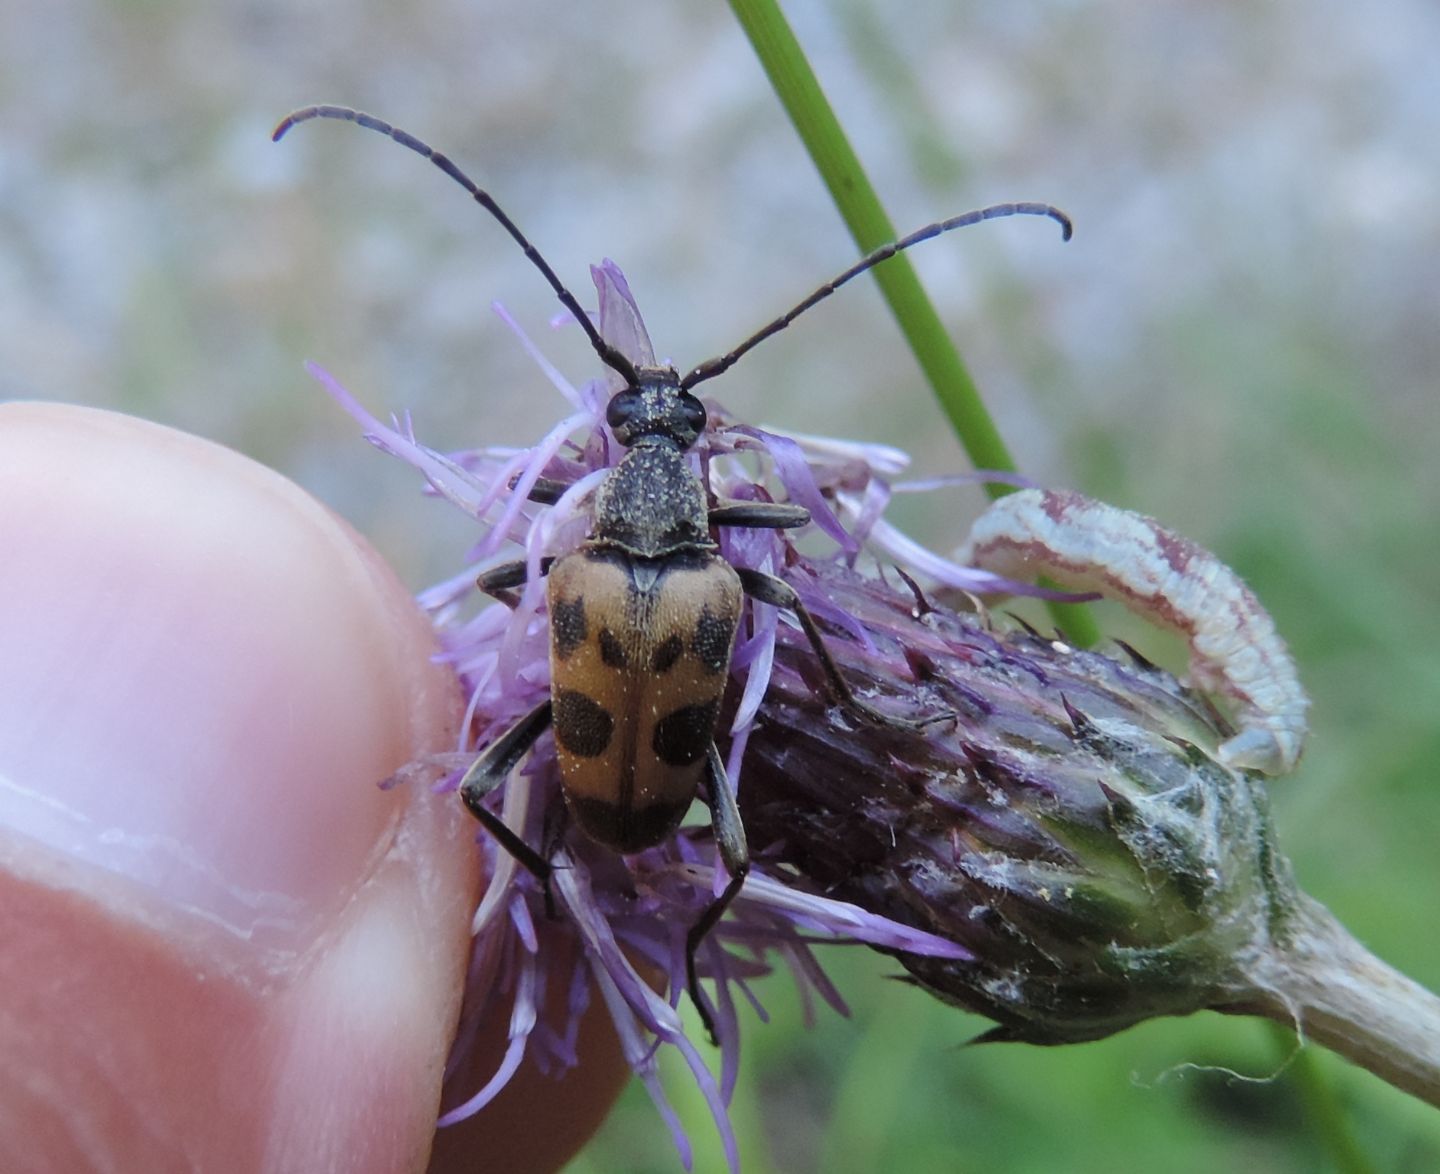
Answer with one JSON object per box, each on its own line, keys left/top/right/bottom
{"left": 553, "top": 689, "right": 613, "bottom": 757}
{"left": 598, "top": 628, "right": 628, "bottom": 669}
{"left": 691, "top": 608, "right": 734, "bottom": 674}
{"left": 652, "top": 699, "right": 719, "bottom": 767}
{"left": 551, "top": 597, "right": 587, "bottom": 660}
{"left": 650, "top": 634, "right": 684, "bottom": 674}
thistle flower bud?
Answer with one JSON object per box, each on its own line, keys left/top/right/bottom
{"left": 737, "top": 560, "right": 1298, "bottom": 1045}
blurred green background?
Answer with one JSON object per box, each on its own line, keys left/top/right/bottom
{"left": 4, "top": 0, "right": 1438, "bottom": 1170}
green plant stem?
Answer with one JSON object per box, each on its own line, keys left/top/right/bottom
{"left": 1267, "top": 1022, "right": 1376, "bottom": 1174}
{"left": 728, "top": 0, "right": 1098, "bottom": 645}
{"left": 728, "top": 0, "right": 1007, "bottom": 476}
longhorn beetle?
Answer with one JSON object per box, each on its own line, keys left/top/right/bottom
{"left": 273, "top": 105, "right": 1072, "bottom": 1040}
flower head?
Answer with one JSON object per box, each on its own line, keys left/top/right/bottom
{"left": 732, "top": 561, "right": 1300, "bottom": 1046}
{"left": 316, "top": 260, "right": 1304, "bottom": 1168}
{"left": 312, "top": 261, "right": 1003, "bottom": 1170}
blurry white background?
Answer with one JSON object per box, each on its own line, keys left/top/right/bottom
{"left": 4, "top": 2, "right": 1438, "bottom": 1170}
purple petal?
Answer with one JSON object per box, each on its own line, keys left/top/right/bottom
{"left": 729, "top": 426, "right": 859, "bottom": 554}
{"left": 593, "top": 260, "right": 657, "bottom": 369}
{"left": 491, "top": 300, "right": 587, "bottom": 410}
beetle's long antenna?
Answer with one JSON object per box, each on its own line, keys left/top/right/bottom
{"left": 680, "top": 203, "right": 1072, "bottom": 391}
{"left": 273, "top": 105, "right": 640, "bottom": 387}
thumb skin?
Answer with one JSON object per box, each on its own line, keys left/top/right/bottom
{"left": 0, "top": 403, "right": 624, "bottom": 1172}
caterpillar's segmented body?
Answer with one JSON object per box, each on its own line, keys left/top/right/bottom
{"left": 957, "top": 488, "right": 1308, "bottom": 775}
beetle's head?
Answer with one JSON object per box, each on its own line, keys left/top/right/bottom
{"left": 605, "top": 367, "right": 707, "bottom": 450}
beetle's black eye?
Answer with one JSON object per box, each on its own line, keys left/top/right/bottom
{"left": 606, "top": 390, "right": 641, "bottom": 434}
{"left": 676, "top": 393, "right": 707, "bottom": 444}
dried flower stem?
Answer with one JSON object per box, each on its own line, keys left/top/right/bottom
{"left": 1229, "top": 893, "right": 1440, "bottom": 1109}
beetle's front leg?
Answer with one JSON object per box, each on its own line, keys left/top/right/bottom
{"left": 736, "top": 567, "right": 952, "bottom": 731}
{"left": 515, "top": 476, "right": 570, "bottom": 506}
{"left": 475, "top": 472, "right": 573, "bottom": 606}
{"left": 686, "top": 743, "right": 750, "bottom": 1046}
{"left": 458, "top": 701, "right": 558, "bottom": 914}
{"left": 476, "top": 556, "right": 555, "bottom": 608}
{"left": 708, "top": 499, "right": 810, "bottom": 530}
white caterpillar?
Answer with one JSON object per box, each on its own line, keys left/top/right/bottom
{"left": 956, "top": 488, "right": 1309, "bottom": 775}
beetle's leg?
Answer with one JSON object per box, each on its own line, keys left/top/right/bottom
{"left": 459, "top": 700, "right": 558, "bottom": 916}
{"left": 476, "top": 559, "right": 529, "bottom": 606}
{"left": 475, "top": 471, "right": 570, "bottom": 607}
{"left": 737, "top": 567, "right": 952, "bottom": 732}
{"left": 540, "top": 791, "right": 572, "bottom": 863}
{"left": 686, "top": 743, "right": 750, "bottom": 1045}
{"left": 708, "top": 500, "right": 811, "bottom": 530}
{"left": 476, "top": 556, "right": 555, "bottom": 608}
{"left": 515, "top": 476, "right": 571, "bottom": 506}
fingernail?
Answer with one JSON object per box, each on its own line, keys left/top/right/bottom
{"left": 0, "top": 404, "right": 450, "bottom": 961}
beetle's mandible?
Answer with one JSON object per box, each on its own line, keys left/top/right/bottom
{"left": 273, "top": 104, "right": 1071, "bottom": 1041}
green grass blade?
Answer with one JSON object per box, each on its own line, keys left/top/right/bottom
{"left": 728, "top": 0, "right": 1098, "bottom": 644}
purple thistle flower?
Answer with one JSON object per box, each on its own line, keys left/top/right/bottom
{"left": 312, "top": 262, "right": 998, "bottom": 1171}
{"left": 284, "top": 109, "right": 1440, "bottom": 1151}
{"left": 315, "top": 258, "right": 1440, "bottom": 1160}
